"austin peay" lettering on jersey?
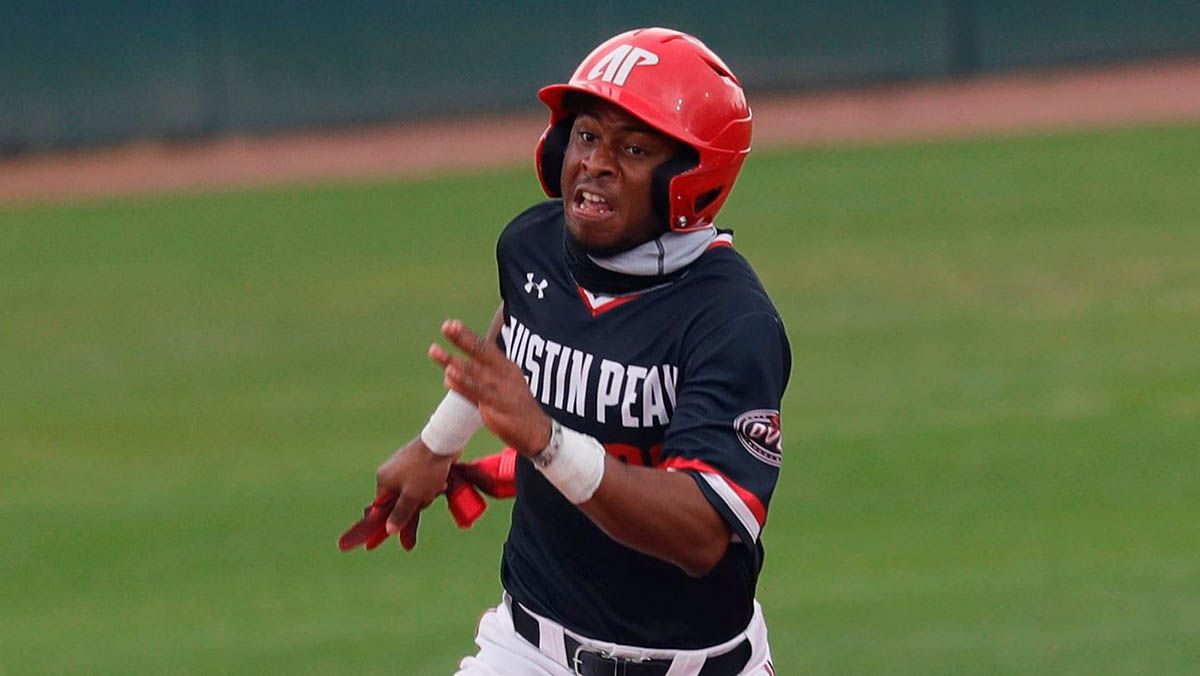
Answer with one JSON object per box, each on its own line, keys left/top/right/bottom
{"left": 500, "top": 315, "right": 677, "bottom": 429}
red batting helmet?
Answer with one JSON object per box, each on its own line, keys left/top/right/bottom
{"left": 536, "top": 27, "right": 753, "bottom": 233}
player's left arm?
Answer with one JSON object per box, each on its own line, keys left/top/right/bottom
{"left": 655, "top": 311, "right": 791, "bottom": 562}
{"left": 583, "top": 309, "right": 791, "bottom": 576}
{"left": 574, "top": 454, "right": 732, "bottom": 577}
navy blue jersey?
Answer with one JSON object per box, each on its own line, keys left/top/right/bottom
{"left": 495, "top": 201, "right": 791, "bottom": 649}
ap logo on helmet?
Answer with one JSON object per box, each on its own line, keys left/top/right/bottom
{"left": 586, "top": 45, "right": 659, "bottom": 86}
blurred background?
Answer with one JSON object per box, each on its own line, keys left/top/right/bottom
{"left": 2, "top": 2, "right": 1198, "bottom": 675}
{"left": 3, "top": 0, "right": 1200, "bottom": 152}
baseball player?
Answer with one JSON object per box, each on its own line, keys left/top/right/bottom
{"left": 345, "top": 27, "right": 789, "bottom": 675}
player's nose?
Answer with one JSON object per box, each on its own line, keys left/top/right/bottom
{"left": 580, "top": 143, "right": 617, "bottom": 177}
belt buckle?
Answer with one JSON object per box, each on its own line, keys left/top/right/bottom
{"left": 570, "top": 644, "right": 587, "bottom": 675}
{"left": 572, "top": 645, "right": 650, "bottom": 676}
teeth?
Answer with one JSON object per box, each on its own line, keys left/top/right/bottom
{"left": 581, "top": 191, "right": 607, "bottom": 204}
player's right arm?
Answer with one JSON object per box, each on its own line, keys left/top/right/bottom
{"left": 375, "top": 303, "right": 506, "bottom": 533}
{"left": 430, "top": 308, "right": 789, "bottom": 576}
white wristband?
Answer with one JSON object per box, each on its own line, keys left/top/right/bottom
{"left": 420, "top": 391, "right": 483, "bottom": 456}
{"left": 531, "top": 420, "right": 606, "bottom": 504}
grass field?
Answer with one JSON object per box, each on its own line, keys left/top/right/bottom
{"left": 3, "top": 122, "right": 1198, "bottom": 675}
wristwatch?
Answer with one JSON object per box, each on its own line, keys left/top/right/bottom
{"left": 531, "top": 419, "right": 562, "bottom": 468}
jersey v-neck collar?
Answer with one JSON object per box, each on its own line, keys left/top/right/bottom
{"left": 575, "top": 286, "right": 642, "bottom": 317}
{"left": 572, "top": 233, "right": 736, "bottom": 317}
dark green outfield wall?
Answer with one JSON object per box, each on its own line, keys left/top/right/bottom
{"left": 2, "top": 1, "right": 1198, "bottom": 153}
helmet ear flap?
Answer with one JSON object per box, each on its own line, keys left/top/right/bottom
{"left": 537, "top": 116, "right": 575, "bottom": 197}
{"left": 651, "top": 146, "right": 699, "bottom": 231}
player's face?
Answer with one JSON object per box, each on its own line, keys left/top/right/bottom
{"left": 560, "top": 99, "right": 684, "bottom": 256}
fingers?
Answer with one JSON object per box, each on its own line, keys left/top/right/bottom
{"left": 338, "top": 513, "right": 383, "bottom": 551}
{"left": 428, "top": 343, "right": 478, "bottom": 380}
{"left": 386, "top": 495, "right": 422, "bottom": 536}
{"left": 338, "top": 489, "right": 397, "bottom": 552}
{"left": 399, "top": 512, "right": 420, "bottom": 550}
{"left": 429, "top": 319, "right": 515, "bottom": 405}
{"left": 371, "top": 487, "right": 398, "bottom": 509}
{"left": 441, "top": 319, "right": 500, "bottom": 364}
{"left": 443, "top": 364, "right": 481, "bottom": 403}
{"left": 430, "top": 345, "right": 488, "bottom": 404}
{"left": 364, "top": 521, "right": 391, "bottom": 550}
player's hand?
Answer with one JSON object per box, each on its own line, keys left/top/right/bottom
{"left": 429, "top": 319, "right": 552, "bottom": 457}
{"left": 339, "top": 454, "right": 501, "bottom": 552}
{"left": 374, "top": 437, "right": 456, "bottom": 537}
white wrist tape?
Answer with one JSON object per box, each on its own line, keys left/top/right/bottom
{"left": 532, "top": 420, "right": 606, "bottom": 504}
{"left": 420, "top": 391, "right": 483, "bottom": 456}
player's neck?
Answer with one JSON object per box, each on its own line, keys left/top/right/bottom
{"left": 562, "top": 222, "right": 716, "bottom": 295}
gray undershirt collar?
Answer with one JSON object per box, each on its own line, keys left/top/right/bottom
{"left": 588, "top": 227, "right": 718, "bottom": 277}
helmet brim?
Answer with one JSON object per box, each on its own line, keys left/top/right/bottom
{"left": 538, "top": 82, "right": 702, "bottom": 150}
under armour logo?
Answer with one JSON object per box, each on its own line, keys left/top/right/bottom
{"left": 524, "top": 273, "right": 548, "bottom": 299}
{"left": 586, "top": 45, "right": 659, "bottom": 86}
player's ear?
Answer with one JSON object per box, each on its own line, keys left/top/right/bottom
{"left": 538, "top": 115, "right": 575, "bottom": 197}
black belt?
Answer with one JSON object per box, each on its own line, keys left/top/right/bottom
{"left": 507, "top": 595, "right": 751, "bottom": 676}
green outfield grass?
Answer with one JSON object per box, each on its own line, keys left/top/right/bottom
{"left": 3, "top": 122, "right": 1198, "bottom": 675}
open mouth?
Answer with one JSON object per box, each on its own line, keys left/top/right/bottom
{"left": 572, "top": 188, "right": 615, "bottom": 220}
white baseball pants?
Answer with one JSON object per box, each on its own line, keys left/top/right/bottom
{"left": 456, "top": 596, "right": 775, "bottom": 675}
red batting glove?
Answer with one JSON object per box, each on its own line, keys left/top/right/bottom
{"left": 442, "top": 447, "right": 520, "bottom": 527}
{"left": 445, "top": 475, "right": 488, "bottom": 528}
{"left": 441, "top": 447, "right": 520, "bottom": 528}
{"left": 338, "top": 448, "right": 519, "bottom": 551}
{"left": 451, "top": 448, "right": 518, "bottom": 499}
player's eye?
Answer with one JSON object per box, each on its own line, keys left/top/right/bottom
{"left": 625, "top": 144, "right": 646, "bottom": 157}
{"left": 577, "top": 131, "right": 598, "bottom": 144}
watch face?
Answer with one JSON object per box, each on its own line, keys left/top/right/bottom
{"left": 533, "top": 422, "right": 561, "bottom": 468}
